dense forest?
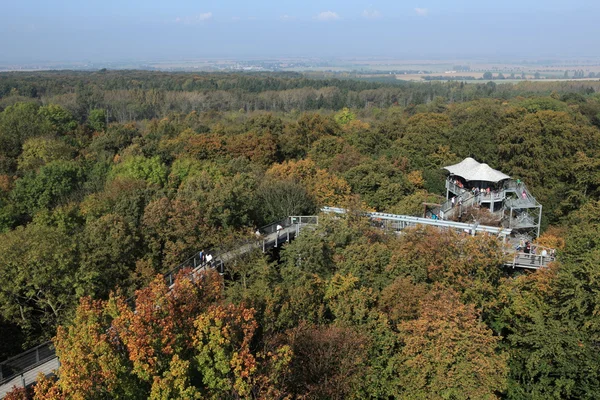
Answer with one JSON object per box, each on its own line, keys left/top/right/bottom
{"left": 1, "top": 71, "right": 600, "bottom": 399}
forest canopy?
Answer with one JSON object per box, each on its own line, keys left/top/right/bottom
{"left": 1, "top": 71, "right": 600, "bottom": 399}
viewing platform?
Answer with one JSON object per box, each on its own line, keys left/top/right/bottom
{"left": 439, "top": 158, "right": 542, "bottom": 238}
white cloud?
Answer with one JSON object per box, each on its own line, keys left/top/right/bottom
{"left": 362, "top": 9, "right": 382, "bottom": 19}
{"left": 315, "top": 11, "right": 341, "bottom": 21}
{"left": 280, "top": 14, "right": 295, "bottom": 21}
{"left": 175, "top": 12, "right": 213, "bottom": 24}
{"left": 414, "top": 8, "right": 428, "bottom": 16}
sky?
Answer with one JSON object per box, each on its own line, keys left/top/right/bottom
{"left": 1, "top": 0, "right": 599, "bottom": 63}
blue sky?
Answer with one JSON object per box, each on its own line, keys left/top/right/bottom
{"left": 1, "top": 0, "right": 599, "bottom": 63}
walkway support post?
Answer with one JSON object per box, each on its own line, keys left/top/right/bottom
{"left": 537, "top": 205, "right": 542, "bottom": 238}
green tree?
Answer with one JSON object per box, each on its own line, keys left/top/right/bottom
{"left": 79, "top": 214, "right": 140, "bottom": 297}
{"left": 88, "top": 108, "right": 107, "bottom": 132}
{"left": 0, "top": 223, "right": 82, "bottom": 337}
{"left": 11, "top": 160, "right": 84, "bottom": 215}
{"left": 109, "top": 156, "right": 168, "bottom": 187}
{"left": 0, "top": 102, "right": 52, "bottom": 172}
{"left": 254, "top": 179, "right": 316, "bottom": 225}
{"left": 17, "top": 137, "right": 75, "bottom": 172}
{"left": 492, "top": 268, "right": 600, "bottom": 399}
{"left": 38, "top": 104, "right": 77, "bottom": 135}
{"left": 498, "top": 110, "right": 600, "bottom": 221}
{"left": 334, "top": 107, "right": 356, "bottom": 125}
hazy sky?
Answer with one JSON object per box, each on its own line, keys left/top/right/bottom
{"left": 1, "top": 0, "right": 599, "bottom": 63}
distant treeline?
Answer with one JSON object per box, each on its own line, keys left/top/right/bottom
{"left": 1, "top": 70, "right": 600, "bottom": 123}
{"left": 422, "top": 76, "right": 478, "bottom": 81}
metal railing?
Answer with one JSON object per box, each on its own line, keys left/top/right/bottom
{"left": 0, "top": 357, "right": 59, "bottom": 399}
{"left": 507, "top": 252, "right": 555, "bottom": 269}
{"left": 446, "top": 180, "right": 467, "bottom": 196}
{"left": 478, "top": 190, "right": 506, "bottom": 202}
{"left": 322, "top": 207, "right": 512, "bottom": 237}
{"left": 0, "top": 342, "right": 55, "bottom": 384}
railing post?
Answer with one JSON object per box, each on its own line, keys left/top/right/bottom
{"left": 36, "top": 347, "right": 40, "bottom": 363}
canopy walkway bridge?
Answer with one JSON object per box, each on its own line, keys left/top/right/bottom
{"left": 0, "top": 208, "right": 552, "bottom": 397}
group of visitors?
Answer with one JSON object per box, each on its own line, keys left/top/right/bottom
{"left": 197, "top": 250, "right": 213, "bottom": 267}
{"left": 516, "top": 239, "right": 556, "bottom": 263}
{"left": 453, "top": 179, "right": 465, "bottom": 189}
{"left": 254, "top": 224, "right": 284, "bottom": 245}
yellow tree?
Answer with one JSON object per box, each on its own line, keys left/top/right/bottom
{"left": 397, "top": 287, "right": 508, "bottom": 399}
{"left": 266, "top": 159, "right": 352, "bottom": 206}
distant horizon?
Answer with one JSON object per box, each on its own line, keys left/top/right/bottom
{"left": 2, "top": 0, "right": 600, "bottom": 65}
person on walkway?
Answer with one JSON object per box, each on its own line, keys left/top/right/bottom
{"left": 522, "top": 190, "right": 527, "bottom": 200}
{"left": 524, "top": 241, "right": 531, "bottom": 254}
{"left": 255, "top": 229, "right": 262, "bottom": 245}
{"left": 206, "top": 254, "right": 213, "bottom": 266}
{"left": 541, "top": 249, "right": 548, "bottom": 265}
{"left": 451, "top": 197, "right": 456, "bottom": 207}
{"left": 276, "top": 224, "right": 283, "bottom": 235}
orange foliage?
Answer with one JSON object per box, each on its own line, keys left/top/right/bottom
{"left": 398, "top": 287, "right": 508, "bottom": 398}
{"left": 387, "top": 226, "right": 506, "bottom": 311}
{"left": 406, "top": 170, "right": 425, "bottom": 188}
{"left": 225, "top": 132, "right": 278, "bottom": 165}
{"left": 536, "top": 226, "right": 566, "bottom": 250}
{"left": 343, "top": 119, "right": 370, "bottom": 132}
{"left": 160, "top": 129, "right": 224, "bottom": 160}
{"left": 266, "top": 159, "right": 352, "bottom": 206}
{"left": 113, "top": 270, "right": 222, "bottom": 381}
{"left": 185, "top": 134, "right": 224, "bottom": 159}
{"left": 379, "top": 277, "right": 428, "bottom": 324}
{"left": 3, "top": 386, "right": 29, "bottom": 400}
{"left": 0, "top": 174, "right": 14, "bottom": 193}
{"left": 52, "top": 297, "right": 124, "bottom": 399}
{"left": 32, "top": 375, "right": 64, "bottom": 400}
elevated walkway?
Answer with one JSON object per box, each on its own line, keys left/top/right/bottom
{"left": 0, "top": 208, "right": 550, "bottom": 398}
{"left": 322, "top": 207, "right": 511, "bottom": 238}
{"left": 0, "top": 216, "right": 319, "bottom": 398}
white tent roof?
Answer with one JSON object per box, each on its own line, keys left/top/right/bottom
{"left": 443, "top": 157, "right": 511, "bottom": 183}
